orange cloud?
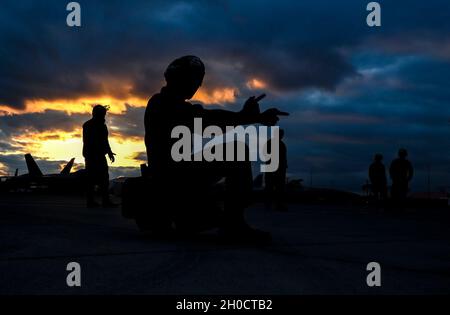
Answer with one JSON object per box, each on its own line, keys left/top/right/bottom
{"left": 16, "top": 130, "right": 82, "bottom": 142}
{"left": 0, "top": 162, "right": 9, "bottom": 176}
{"left": 0, "top": 87, "right": 238, "bottom": 115}
{"left": 193, "top": 87, "right": 237, "bottom": 104}
{"left": 24, "top": 96, "right": 148, "bottom": 115}
{"left": 0, "top": 96, "right": 147, "bottom": 116}
{"left": 0, "top": 106, "right": 22, "bottom": 115}
{"left": 0, "top": 86, "right": 242, "bottom": 171}
{"left": 246, "top": 78, "right": 267, "bottom": 90}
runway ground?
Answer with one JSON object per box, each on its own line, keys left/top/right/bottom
{"left": 1, "top": 193, "right": 449, "bottom": 294}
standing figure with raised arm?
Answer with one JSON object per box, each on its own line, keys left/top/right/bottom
{"left": 83, "top": 105, "right": 116, "bottom": 208}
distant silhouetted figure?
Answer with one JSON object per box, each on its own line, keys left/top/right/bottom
{"left": 369, "top": 153, "right": 387, "bottom": 207}
{"left": 265, "top": 129, "right": 288, "bottom": 211}
{"left": 144, "top": 55, "right": 288, "bottom": 243}
{"left": 389, "top": 148, "right": 413, "bottom": 209}
{"left": 83, "top": 105, "right": 116, "bottom": 208}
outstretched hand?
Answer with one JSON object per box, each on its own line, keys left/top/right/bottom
{"left": 241, "top": 94, "right": 266, "bottom": 118}
{"left": 241, "top": 94, "right": 289, "bottom": 125}
{"left": 260, "top": 108, "right": 289, "bottom": 126}
{"left": 108, "top": 152, "right": 116, "bottom": 163}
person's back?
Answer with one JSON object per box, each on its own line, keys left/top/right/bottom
{"left": 145, "top": 88, "right": 203, "bottom": 178}
{"left": 368, "top": 154, "right": 387, "bottom": 206}
{"left": 390, "top": 158, "right": 413, "bottom": 184}
{"left": 369, "top": 161, "right": 386, "bottom": 190}
{"left": 389, "top": 148, "right": 413, "bottom": 205}
{"left": 83, "top": 119, "right": 110, "bottom": 159}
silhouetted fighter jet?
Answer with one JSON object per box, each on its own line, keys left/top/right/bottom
{"left": 0, "top": 154, "right": 85, "bottom": 192}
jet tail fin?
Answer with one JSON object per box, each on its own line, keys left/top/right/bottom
{"left": 25, "top": 154, "right": 43, "bottom": 177}
{"left": 14, "top": 168, "right": 18, "bottom": 177}
{"left": 60, "top": 158, "right": 75, "bottom": 175}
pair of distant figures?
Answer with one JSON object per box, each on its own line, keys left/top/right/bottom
{"left": 368, "top": 149, "right": 414, "bottom": 208}
{"left": 81, "top": 56, "right": 289, "bottom": 244}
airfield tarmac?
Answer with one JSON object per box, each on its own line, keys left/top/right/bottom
{"left": 0, "top": 193, "right": 449, "bottom": 294}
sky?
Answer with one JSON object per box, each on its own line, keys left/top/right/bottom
{"left": 0, "top": 0, "right": 449, "bottom": 192}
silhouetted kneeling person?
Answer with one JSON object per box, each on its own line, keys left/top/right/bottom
{"left": 144, "top": 55, "right": 288, "bottom": 243}
{"left": 389, "top": 148, "right": 413, "bottom": 209}
{"left": 83, "top": 105, "right": 116, "bottom": 208}
{"left": 369, "top": 153, "right": 387, "bottom": 207}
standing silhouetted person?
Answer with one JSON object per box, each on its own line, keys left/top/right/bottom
{"left": 265, "top": 129, "right": 288, "bottom": 211}
{"left": 389, "top": 148, "right": 413, "bottom": 208}
{"left": 369, "top": 153, "right": 387, "bottom": 207}
{"left": 83, "top": 105, "right": 116, "bottom": 208}
{"left": 144, "top": 55, "right": 288, "bottom": 243}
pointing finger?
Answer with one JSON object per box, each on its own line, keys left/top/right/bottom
{"left": 255, "top": 94, "right": 266, "bottom": 102}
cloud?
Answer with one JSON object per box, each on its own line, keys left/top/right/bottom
{"left": 0, "top": 141, "right": 22, "bottom": 153}
{"left": 0, "top": 0, "right": 370, "bottom": 109}
{"left": 128, "top": 151, "right": 147, "bottom": 163}
{"left": 0, "top": 110, "right": 88, "bottom": 137}
{"left": 2, "top": 0, "right": 448, "bottom": 109}
{"left": 109, "top": 166, "right": 140, "bottom": 179}
{"left": 1, "top": 0, "right": 450, "bottom": 191}
{"left": 108, "top": 104, "right": 145, "bottom": 139}
{"left": 275, "top": 55, "right": 450, "bottom": 191}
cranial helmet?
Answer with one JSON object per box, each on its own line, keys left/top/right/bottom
{"left": 92, "top": 104, "right": 109, "bottom": 117}
{"left": 164, "top": 55, "right": 205, "bottom": 84}
{"left": 398, "top": 148, "right": 408, "bottom": 158}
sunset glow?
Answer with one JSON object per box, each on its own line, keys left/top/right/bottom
{"left": 9, "top": 128, "right": 145, "bottom": 168}
{"left": 24, "top": 96, "right": 147, "bottom": 114}
{"left": 0, "top": 85, "right": 240, "bottom": 174}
